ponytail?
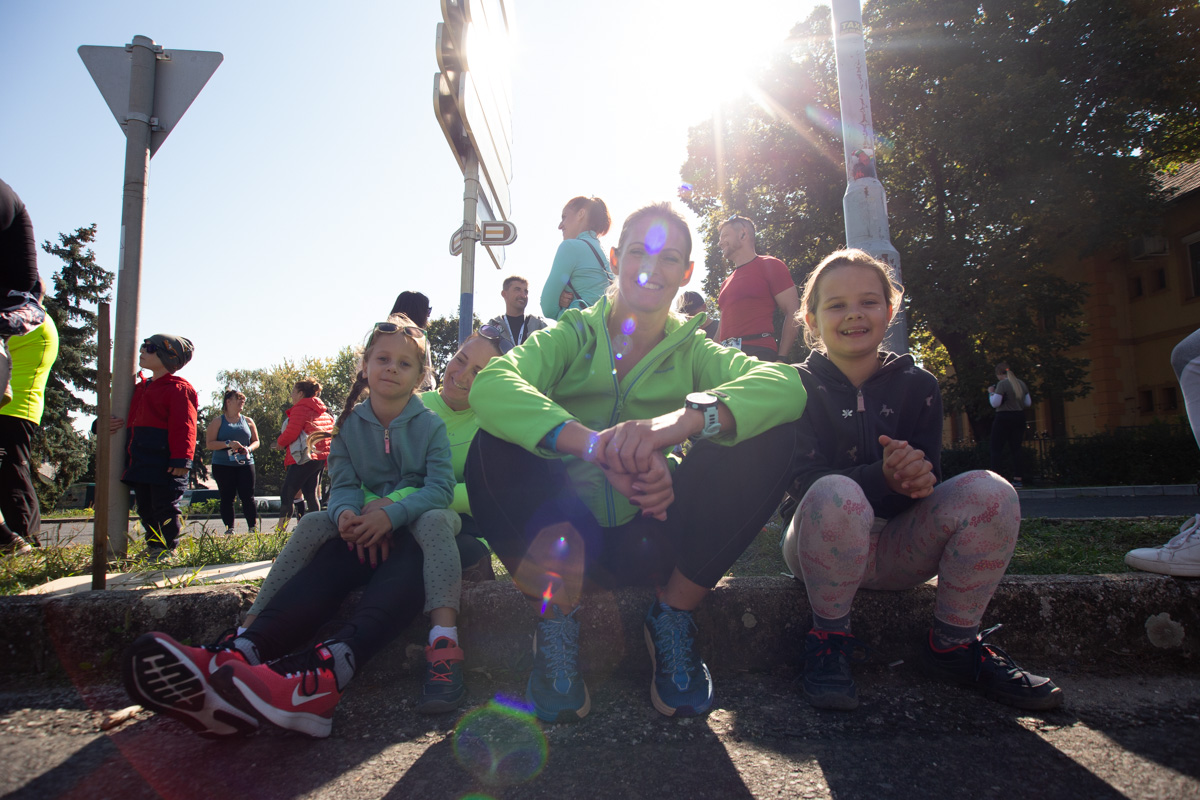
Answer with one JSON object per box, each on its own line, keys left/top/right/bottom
{"left": 1006, "top": 369, "right": 1025, "bottom": 404}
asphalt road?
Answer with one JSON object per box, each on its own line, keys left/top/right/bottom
{"left": 2, "top": 665, "right": 1197, "bottom": 799}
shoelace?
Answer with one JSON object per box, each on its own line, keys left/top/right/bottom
{"left": 539, "top": 608, "right": 581, "bottom": 677}
{"left": 650, "top": 607, "right": 698, "bottom": 675}
{"left": 804, "top": 631, "right": 874, "bottom": 668}
{"left": 966, "top": 625, "right": 1034, "bottom": 687}
{"left": 268, "top": 647, "right": 334, "bottom": 696}
{"left": 1165, "top": 514, "right": 1200, "bottom": 548}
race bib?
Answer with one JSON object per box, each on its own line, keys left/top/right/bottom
{"left": 719, "top": 337, "right": 743, "bottom": 351}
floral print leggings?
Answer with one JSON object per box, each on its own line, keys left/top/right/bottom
{"left": 781, "top": 470, "right": 1020, "bottom": 627}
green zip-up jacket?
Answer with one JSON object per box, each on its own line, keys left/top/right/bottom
{"left": 469, "top": 296, "right": 807, "bottom": 527}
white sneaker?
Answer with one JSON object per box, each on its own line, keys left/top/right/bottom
{"left": 1125, "top": 514, "right": 1200, "bottom": 577}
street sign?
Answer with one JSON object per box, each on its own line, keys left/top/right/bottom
{"left": 449, "top": 220, "right": 517, "bottom": 258}
{"left": 79, "top": 44, "right": 223, "bottom": 156}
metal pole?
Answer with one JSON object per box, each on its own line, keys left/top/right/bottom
{"left": 830, "top": 0, "right": 907, "bottom": 353}
{"left": 458, "top": 150, "right": 481, "bottom": 347}
{"left": 92, "top": 302, "right": 111, "bottom": 589}
{"left": 105, "top": 35, "right": 160, "bottom": 558}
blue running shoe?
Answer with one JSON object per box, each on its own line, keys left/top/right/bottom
{"left": 644, "top": 601, "right": 713, "bottom": 717}
{"left": 527, "top": 605, "right": 590, "bottom": 723}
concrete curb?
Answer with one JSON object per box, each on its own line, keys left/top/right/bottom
{"left": 2, "top": 574, "right": 1197, "bottom": 683}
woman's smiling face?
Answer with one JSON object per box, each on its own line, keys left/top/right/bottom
{"left": 613, "top": 215, "right": 694, "bottom": 315}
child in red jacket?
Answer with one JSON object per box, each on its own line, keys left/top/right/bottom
{"left": 112, "top": 333, "right": 197, "bottom": 560}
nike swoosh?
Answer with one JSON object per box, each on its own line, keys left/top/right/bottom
{"left": 292, "top": 684, "right": 332, "bottom": 706}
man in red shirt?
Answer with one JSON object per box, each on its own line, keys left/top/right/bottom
{"left": 715, "top": 216, "right": 800, "bottom": 361}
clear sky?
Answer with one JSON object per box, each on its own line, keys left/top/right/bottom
{"left": 1, "top": 0, "right": 818, "bottom": 415}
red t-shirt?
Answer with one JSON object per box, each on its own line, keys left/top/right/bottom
{"left": 716, "top": 255, "right": 794, "bottom": 351}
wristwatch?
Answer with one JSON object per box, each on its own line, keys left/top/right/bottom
{"left": 686, "top": 391, "right": 725, "bottom": 439}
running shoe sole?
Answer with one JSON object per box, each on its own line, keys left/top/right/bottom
{"left": 415, "top": 687, "right": 469, "bottom": 715}
{"left": 122, "top": 633, "right": 257, "bottom": 738}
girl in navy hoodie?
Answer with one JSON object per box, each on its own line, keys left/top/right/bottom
{"left": 782, "top": 249, "right": 1062, "bottom": 713}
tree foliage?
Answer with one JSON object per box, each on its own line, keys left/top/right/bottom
{"left": 210, "top": 347, "right": 359, "bottom": 495}
{"left": 680, "top": 0, "right": 1200, "bottom": 437}
{"left": 31, "top": 225, "right": 113, "bottom": 508}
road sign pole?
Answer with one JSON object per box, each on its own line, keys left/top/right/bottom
{"left": 458, "top": 151, "right": 481, "bottom": 347}
{"left": 105, "top": 34, "right": 160, "bottom": 558}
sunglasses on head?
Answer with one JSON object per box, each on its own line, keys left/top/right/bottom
{"left": 478, "top": 324, "right": 516, "bottom": 355}
{"left": 373, "top": 322, "right": 426, "bottom": 339}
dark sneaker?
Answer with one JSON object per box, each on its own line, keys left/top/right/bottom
{"left": 527, "top": 605, "right": 590, "bottom": 723}
{"left": 1, "top": 534, "right": 33, "bottom": 555}
{"left": 122, "top": 630, "right": 256, "bottom": 738}
{"left": 801, "top": 630, "right": 871, "bottom": 711}
{"left": 213, "top": 642, "right": 344, "bottom": 738}
{"left": 922, "top": 625, "right": 1064, "bottom": 711}
{"left": 416, "top": 637, "right": 468, "bottom": 714}
{"left": 644, "top": 601, "right": 713, "bottom": 717}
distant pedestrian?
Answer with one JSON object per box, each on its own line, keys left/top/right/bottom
{"left": 540, "top": 196, "right": 612, "bottom": 320}
{"left": 677, "top": 290, "right": 719, "bottom": 340}
{"left": 111, "top": 334, "right": 197, "bottom": 561}
{"left": 0, "top": 277, "right": 57, "bottom": 554}
{"left": 205, "top": 389, "right": 260, "bottom": 534}
{"left": 714, "top": 215, "right": 800, "bottom": 361}
{"left": 1125, "top": 328, "right": 1200, "bottom": 576}
{"left": 782, "top": 249, "right": 1062, "bottom": 712}
{"left": 273, "top": 378, "right": 334, "bottom": 532}
{"left": 486, "top": 275, "right": 549, "bottom": 351}
{"left": 988, "top": 362, "right": 1031, "bottom": 487}
{"left": 0, "top": 178, "right": 47, "bottom": 409}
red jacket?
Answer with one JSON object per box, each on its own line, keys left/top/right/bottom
{"left": 121, "top": 371, "right": 198, "bottom": 485}
{"left": 278, "top": 395, "right": 334, "bottom": 466}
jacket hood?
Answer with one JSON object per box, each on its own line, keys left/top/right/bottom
{"left": 293, "top": 395, "right": 329, "bottom": 415}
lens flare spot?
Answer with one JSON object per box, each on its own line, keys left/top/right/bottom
{"left": 453, "top": 700, "right": 548, "bottom": 787}
{"left": 614, "top": 352, "right": 622, "bottom": 360}
{"left": 643, "top": 221, "right": 668, "bottom": 254}
{"left": 540, "top": 571, "right": 563, "bottom": 615}
{"left": 637, "top": 271, "right": 650, "bottom": 286}
{"left": 621, "top": 317, "right": 636, "bottom": 335}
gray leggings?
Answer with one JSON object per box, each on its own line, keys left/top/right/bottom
{"left": 248, "top": 508, "right": 464, "bottom": 617}
{"left": 1171, "top": 328, "right": 1200, "bottom": 449}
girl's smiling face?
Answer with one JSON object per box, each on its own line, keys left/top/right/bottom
{"left": 363, "top": 331, "right": 425, "bottom": 402}
{"left": 612, "top": 216, "right": 694, "bottom": 315}
{"left": 807, "top": 264, "right": 894, "bottom": 366}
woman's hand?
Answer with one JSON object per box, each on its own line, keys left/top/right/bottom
{"left": 109, "top": 415, "right": 125, "bottom": 434}
{"left": 602, "top": 451, "right": 675, "bottom": 520}
{"left": 558, "top": 288, "right": 574, "bottom": 309}
{"left": 879, "top": 435, "right": 937, "bottom": 499}
{"left": 594, "top": 410, "right": 691, "bottom": 475}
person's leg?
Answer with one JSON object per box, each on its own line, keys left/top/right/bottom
{"left": 299, "top": 460, "right": 324, "bottom": 513}
{"left": 276, "top": 464, "right": 301, "bottom": 530}
{"left": 245, "top": 511, "right": 343, "bottom": 620}
{"left": 0, "top": 416, "right": 38, "bottom": 545}
{"left": 782, "top": 474, "right": 875, "bottom": 710}
{"left": 989, "top": 417, "right": 1007, "bottom": 477}
{"left": 1006, "top": 414, "right": 1026, "bottom": 482}
{"left": 211, "top": 464, "right": 238, "bottom": 529}
{"left": 1171, "top": 328, "right": 1200, "bottom": 448}
{"left": 131, "top": 483, "right": 161, "bottom": 548}
{"left": 236, "top": 464, "right": 258, "bottom": 530}
{"left": 148, "top": 480, "right": 186, "bottom": 549}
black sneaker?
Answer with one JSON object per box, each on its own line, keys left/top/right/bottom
{"left": 416, "top": 637, "right": 468, "bottom": 714}
{"left": 801, "top": 630, "right": 871, "bottom": 711}
{"left": 922, "top": 625, "right": 1064, "bottom": 711}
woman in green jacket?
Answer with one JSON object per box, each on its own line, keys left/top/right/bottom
{"left": 467, "top": 202, "right": 806, "bottom": 723}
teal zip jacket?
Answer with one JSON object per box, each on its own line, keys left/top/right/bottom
{"left": 326, "top": 394, "right": 455, "bottom": 532}
{"left": 469, "top": 296, "right": 807, "bottom": 527}
{"left": 540, "top": 231, "right": 612, "bottom": 320}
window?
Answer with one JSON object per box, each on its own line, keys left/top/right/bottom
{"left": 1163, "top": 386, "right": 1178, "bottom": 411}
{"left": 1187, "top": 233, "right": 1200, "bottom": 297}
{"left": 1154, "top": 268, "right": 1167, "bottom": 291}
{"left": 1139, "top": 389, "right": 1155, "bottom": 414}
{"left": 1129, "top": 275, "right": 1144, "bottom": 299}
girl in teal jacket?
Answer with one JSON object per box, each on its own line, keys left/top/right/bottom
{"left": 468, "top": 202, "right": 806, "bottom": 724}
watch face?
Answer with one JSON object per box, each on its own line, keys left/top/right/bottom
{"left": 686, "top": 391, "right": 717, "bottom": 407}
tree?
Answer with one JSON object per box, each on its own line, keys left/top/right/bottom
{"left": 211, "top": 347, "right": 359, "bottom": 495}
{"left": 681, "top": 0, "right": 1200, "bottom": 437}
{"left": 31, "top": 225, "right": 113, "bottom": 508}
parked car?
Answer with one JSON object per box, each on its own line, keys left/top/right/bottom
{"left": 56, "top": 483, "right": 136, "bottom": 510}
{"left": 180, "top": 488, "right": 221, "bottom": 508}
{"left": 255, "top": 496, "right": 282, "bottom": 513}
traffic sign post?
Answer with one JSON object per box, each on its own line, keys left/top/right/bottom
{"left": 434, "top": 0, "right": 515, "bottom": 344}
{"left": 78, "top": 35, "right": 221, "bottom": 558}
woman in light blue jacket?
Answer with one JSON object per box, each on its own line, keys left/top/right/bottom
{"left": 540, "top": 196, "right": 613, "bottom": 319}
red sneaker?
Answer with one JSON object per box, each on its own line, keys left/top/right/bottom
{"left": 212, "top": 643, "right": 344, "bottom": 738}
{"left": 122, "top": 631, "right": 256, "bottom": 738}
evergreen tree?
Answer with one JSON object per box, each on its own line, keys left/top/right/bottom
{"left": 32, "top": 225, "right": 113, "bottom": 508}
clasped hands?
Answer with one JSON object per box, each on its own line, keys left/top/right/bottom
{"left": 338, "top": 497, "right": 396, "bottom": 567}
{"left": 879, "top": 434, "right": 937, "bottom": 499}
{"left": 589, "top": 409, "right": 696, "bottom": 521}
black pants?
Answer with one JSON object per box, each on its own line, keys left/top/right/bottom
{"left": 0, "top": 416, "right": 38, "bottom": 544}
{"left": 243, "top": 531, "right": 484, "bottom": 668}
{"left": 741, "top": 343, "right": 778, "bottom": 362}
{"left": 211, "top": 463, "right": 258, "bottom": 529}
{"left": 990, "top": 410, "right": 1027, "bottom": 480}
{"left": 278, "top": 460, "right": 325, "bottom": 524}
{"left": 465, "top": 424, "right": 797, "bottom": 597}
{"left": 130, "top": 479, "right": 186, "bottom": 548}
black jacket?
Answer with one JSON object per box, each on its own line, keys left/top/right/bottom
{"left": 787, "top": 350, "right": 943, "bottom": 519}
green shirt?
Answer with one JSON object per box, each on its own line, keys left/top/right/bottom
{"left": 1, "top": 317, "right": 58, "bottom": 424}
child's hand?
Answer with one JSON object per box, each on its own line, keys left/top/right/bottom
{"left": 361, "top": 497, "right": 393, "bottom": 515}
{"left": 108, "top": 416, "right": 125, "bottom": 433}
{"left": 879, "top": 435, "right": 937, "bottom": 498}
{"left": 337, "top": 510, "right": 359, "bottom": 537}
{"left": 350, "top": 509, "right": 393, "bottom": 549}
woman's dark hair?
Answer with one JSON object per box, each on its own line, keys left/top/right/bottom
{"left": 390, "top": 291, "right": 432, "bottom": 328}
{"left": 294, "top": 378, "right": 321, "bottom": 398}
{"left": 222, "top": 389, "right": 245, "bottom": 412}
{"left": 564, "top": 196, "right": 612, "bottom": 236}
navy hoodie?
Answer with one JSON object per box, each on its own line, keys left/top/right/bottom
{"left": 788, "top": 350, "right": 943, "bottom": 519}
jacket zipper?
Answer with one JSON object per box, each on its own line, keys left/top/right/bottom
{"left": 383, "top": 428, "right": 391, "bottom": 454}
